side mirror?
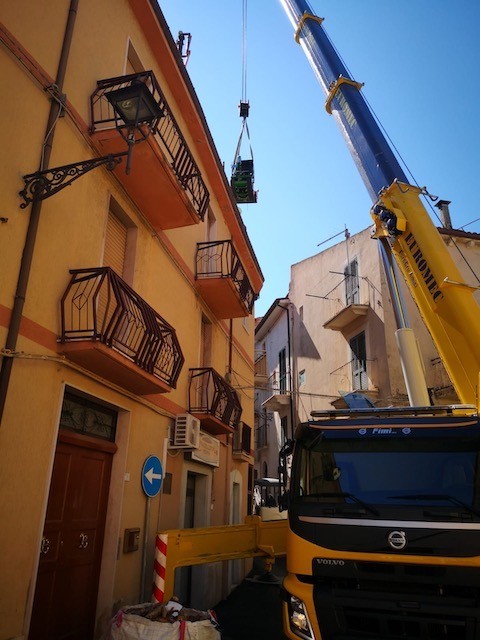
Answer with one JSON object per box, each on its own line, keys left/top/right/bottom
{"left": 278, "top": 490, "right": 289, "bottom": 512}
{"left": 278, "top": 439, "right": 294, "bottom": 493}
{"left": 279, "top": 439, "right": 294, "bottom": 458}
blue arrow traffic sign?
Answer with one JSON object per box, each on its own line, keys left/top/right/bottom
{"left": 141, "top": 455, "right": 163, "bottom": 498}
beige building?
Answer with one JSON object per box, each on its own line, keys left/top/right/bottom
{"left": 254, "top": 222, "right": 480, "bottom": 479}
{"left": 0, "top": 2, "right": 262, "bottom": 639}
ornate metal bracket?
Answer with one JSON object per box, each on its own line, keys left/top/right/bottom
{"left": 19, "top": 152, "right": 128, "bottom": 209}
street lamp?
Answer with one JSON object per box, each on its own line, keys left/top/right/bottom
{"left": 19, "top": 74, "right": 164, "bottom": 208}
{"left": 107, "top": 81, "right": 164, "bottom": 126}
{"left": 106, "top": 79, "right": 164, "bottom": 175}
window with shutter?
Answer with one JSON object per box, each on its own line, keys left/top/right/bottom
{"left": 345, "top": 258, "right": 359, "bottom": 305}
{"left": 103, "top": 211, "right": 127, "bottom": 277}
{"left": 125, "top": 41, "right": 144, "bottom": 75}
{"left": 279, "top": 348, "right": 287, "bottom": 393}
{"left": 350, "top": 332, "right": 368, "bottom": 390}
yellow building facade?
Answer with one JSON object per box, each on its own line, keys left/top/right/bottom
{"left": 0, "top": 1, "right": 263, "bottom": 638}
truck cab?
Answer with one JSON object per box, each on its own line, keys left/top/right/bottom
{"left": 282, "top": 405, "right": 480, "bottom": 639}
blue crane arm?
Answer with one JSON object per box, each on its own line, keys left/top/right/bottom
{"left": 280, "top": 0, "right": 408, "bottom": 201}
{"left": 279, "top": 0, "right": 480, "bottom": 407}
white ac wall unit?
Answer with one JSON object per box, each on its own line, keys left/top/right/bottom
{"left": 169, "top": 414, "right": 200, "bottom": 449}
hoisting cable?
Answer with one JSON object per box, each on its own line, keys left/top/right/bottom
{"left": 241, "top": 0, "right": 248, "bottom": 104}
{"left": 232, "top": 118, "right": 254, "bottom": 169}
{"left": 231, "top": 0, "right": 257, "bottom": 203}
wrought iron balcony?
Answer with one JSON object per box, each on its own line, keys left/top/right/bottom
{"left": 195, "top": 240, "right": 256, "bottom": 318}
{"left": 188, "top": 368, "right": 242, "bottom": 435}
{"left": 59, "top": 267, "right": 184, "bottom": 394}
{"left": 90, "top": 71, "right": 209, "bottom": 229}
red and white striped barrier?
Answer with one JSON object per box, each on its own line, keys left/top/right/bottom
{"left": 152, "top": 533, "right": 168, "bottom": 603}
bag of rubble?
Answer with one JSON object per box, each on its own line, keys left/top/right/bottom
{"left": 107, "top": 600, "right": 221, "bottom": 640}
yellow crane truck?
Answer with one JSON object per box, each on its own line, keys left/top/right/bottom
{"left": 278, "top": 1, "right": 480, "bottom": 639}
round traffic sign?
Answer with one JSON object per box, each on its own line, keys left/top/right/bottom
{"left": 141, "top": 455, "right": 163, "bottom": 498}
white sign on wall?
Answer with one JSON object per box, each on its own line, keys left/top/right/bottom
{"left": 191, "top": 431, "right": 220, "bottom": 467}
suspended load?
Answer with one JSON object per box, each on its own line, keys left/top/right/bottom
{"left": 230, "top": 0, "right": 257, "bottom": 204}
{"left": 231, "top": 101, "right": 258, "bottom": 204}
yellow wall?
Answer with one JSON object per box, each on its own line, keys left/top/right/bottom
{"left": 0, "top": 1, "right": 261, "bottom": 637}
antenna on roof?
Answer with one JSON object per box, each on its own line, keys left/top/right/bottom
{"left": 317, "top": 225, "right": 350, "bottom": 247}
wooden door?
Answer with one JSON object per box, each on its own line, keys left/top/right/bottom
{"left": 29, "top": 434, "right": 113, "bottom": 640}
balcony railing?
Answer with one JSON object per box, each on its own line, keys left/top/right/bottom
{"left": 254, "top": 350, "right": 267, "bottom": 377}
{"left": 254, "top": 350, "right": 268, "bottom": 388}
{"left": 195, "top": 240, "right": 256, "bottom": 317}
{"left": 60, "top": 268, "right": 184, "bottom": 390}
{"left": 261, "top": 372, "right": 291, "bottom": 413}
{"left": 323, "top": 276, "right": 380, "bottom": 332}
{"left": 90, "top": 71, "right": 209, "bottom": 222}
{"left": 188, "top": 367, "right": 242, "bottom": 434}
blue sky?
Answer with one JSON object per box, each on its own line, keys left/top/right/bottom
{"left": 160, "top": 0, "right": 480, "bottom": 317}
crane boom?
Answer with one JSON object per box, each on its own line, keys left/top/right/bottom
{"left": 280, "top": 0, "right": 480, "bottom": 405}
{"left": 280, "top": 0, "right": 408, "bottom": 200}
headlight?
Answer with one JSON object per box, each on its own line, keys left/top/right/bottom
{"left": 288, "top": 595, "right": 314, "bottom": 639}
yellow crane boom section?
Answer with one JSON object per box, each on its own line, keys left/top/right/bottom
{"left": 373, "top": 181, "right": 480, "bottom": 405}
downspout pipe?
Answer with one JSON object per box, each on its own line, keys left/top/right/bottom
{"left": 0, "top": 0, "right": 79, "bottom": 424}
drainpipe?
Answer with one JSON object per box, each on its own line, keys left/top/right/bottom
{"left": 0, "top": 0, "right": 79, "bottom": 424}
{"left": 226, "top": 319, "right": 233, "bottom": 381}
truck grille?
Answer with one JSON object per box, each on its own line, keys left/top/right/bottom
{"left": 309, "top": 561, "right": 480, "bottom": 639}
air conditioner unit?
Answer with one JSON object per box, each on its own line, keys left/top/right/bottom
{"left": 169, "top": 414, "right": 200, "bottom": 449}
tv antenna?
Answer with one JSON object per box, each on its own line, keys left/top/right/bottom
{"left": 317, "top": 225, "right": 350, "bottom": 247}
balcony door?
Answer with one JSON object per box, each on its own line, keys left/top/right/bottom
{"left": 103, "top": 209, "right": 127, "bottom": 277}
{"left": 345, "top": 258, "right": 359, "bottom": 305}
{"left": 96, "top": 209, "right": 128, "bottom": 337}
{"left": 279, "top": 347, "right": 287, "bottom": 393}
{"left": 206, "top": 207, "right": 217, "bottom": 275}
{"left": 200, "top": 315, "right": 212, "bottom": 368}
{"left": 350, "top": 331, "right": 368, "bottom": 390}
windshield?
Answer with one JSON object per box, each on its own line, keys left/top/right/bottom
{"left": 293, "top": 428, "right": 480, "bottom": 510}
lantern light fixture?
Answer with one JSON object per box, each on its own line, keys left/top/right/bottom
{"left": 19, "top": 77, "right": 164, "bottom": 208}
